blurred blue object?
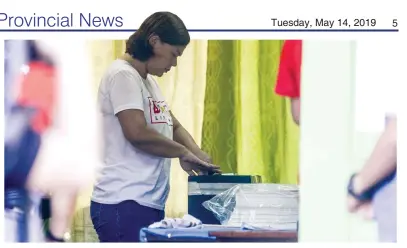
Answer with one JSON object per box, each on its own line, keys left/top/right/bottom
{"left": 4, "top": 40, "right": 44, "bottom": 243}
{"left": 4, "top": 40, "right": 27, "bottom": 117}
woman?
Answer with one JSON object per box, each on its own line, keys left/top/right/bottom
{"left": 90, "top": 12, "right": 220, "bottom": 242}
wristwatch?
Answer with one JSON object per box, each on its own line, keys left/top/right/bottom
{"left": 347, "top": 173, "right": 373, "bottom": 202}
{"left": 348, "top": 171, "right": 397, "bottom": 202}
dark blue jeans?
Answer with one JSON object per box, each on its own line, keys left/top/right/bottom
{"left": 90, "top": 200, "right": 164, "bottom": 242}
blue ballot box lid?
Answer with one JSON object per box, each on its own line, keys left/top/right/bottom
{"left": 188, "top": 175, "right": 261, "bottom": 184}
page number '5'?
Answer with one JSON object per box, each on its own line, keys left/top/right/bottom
{"left": 393, "top": 19, "right": 398, "bottom": 27}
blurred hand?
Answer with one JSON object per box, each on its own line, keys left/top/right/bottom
{"left": 180, "top": 150, "right": 221, "bottom": 176}
{"left": 347, "top": 196, "right": 374, "bottom": 220}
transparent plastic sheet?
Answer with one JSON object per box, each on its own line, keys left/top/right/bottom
{"left": 202, "top": 184, "right": 299, "bottom": 229}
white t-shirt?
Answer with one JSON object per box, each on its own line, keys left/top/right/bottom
{"left": 92, "top": 59, "right": 173, "bottom": 210}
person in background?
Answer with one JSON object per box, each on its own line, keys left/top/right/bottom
{"left": 347, "top": 115, "right": 397, "bottom": 242}
{"left": 274, "top": 40, "right": 302, "bottom": 184}
{"left": 28, "top": 40, "right": 101, "bottom": 243}
{"left": 90, "top": 12, "right": 220, "bottom": 243}
{"left": 346, "top": 40, "right": 399, "bottom": 243}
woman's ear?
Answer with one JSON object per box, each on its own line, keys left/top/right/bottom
{"left": 148, "top": 34, "right": 160, "bottom": 47}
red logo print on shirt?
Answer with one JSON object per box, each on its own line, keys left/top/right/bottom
{"left": 153, "top": 103, "right": 160, "bottom": 114}
{"left": 148, "top": 97, "right": 172, "bottom": 126}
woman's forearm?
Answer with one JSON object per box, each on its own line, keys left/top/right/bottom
{"left": 130, "top": 126, "right": 188, "bottom": 158}
{"left": 173, "top": 125, "right": 201, "bottom": 154}
{"left": 170, "top": 112, "right": 202, "bottom": 155}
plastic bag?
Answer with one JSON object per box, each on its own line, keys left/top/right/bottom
{"left": 202, "top": 184, "right": 299, "bottom": 228}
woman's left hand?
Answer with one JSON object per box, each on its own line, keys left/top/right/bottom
{"left": 193, "top": 149, "right": 212, "bottom": 163}
{"left": 180, "top": 160, "right": 221, "bottom": 176}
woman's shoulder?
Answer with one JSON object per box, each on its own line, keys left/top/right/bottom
{"left": 107, "top": 59, "right": 138, "bottom": 77}
{"left": 98, "top": 60, "right": 144, "bottom": 97}
{"left": 102, "top": 60, "right": 145, "bottom": 85}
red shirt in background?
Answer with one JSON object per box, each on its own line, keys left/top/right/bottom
{"left": 17, "top": 62, "right": 57, "bottom": 134}
{"left": 275, "top": 40, "right": 302, "bottom": 98}
{"left": 275, "top": 40, "right": 303, "bottom": 185}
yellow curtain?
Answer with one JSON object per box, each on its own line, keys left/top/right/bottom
{"left": 70, "top": 40, "right": 208, "bottom": 242}
{"left": 201, "top": 40, "right": 299, "bottom": 184}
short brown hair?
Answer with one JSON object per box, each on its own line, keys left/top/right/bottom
{"left": 126, "top": 12, "right": 190, "bottom": 61}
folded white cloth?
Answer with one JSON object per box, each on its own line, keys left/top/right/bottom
{"left": 148, "top": 214, "right": 202, "bottom": 229}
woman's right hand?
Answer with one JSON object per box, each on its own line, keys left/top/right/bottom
{"left": 179, "top": 149, "right": 221, "bottom": 176}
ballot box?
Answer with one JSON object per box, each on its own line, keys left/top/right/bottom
{"left": 188, "top": 175, "right": 261, "bottom": 224}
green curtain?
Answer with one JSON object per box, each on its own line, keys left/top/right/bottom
{"left": 201, "top": 40, "right": 299, "bottom": 184}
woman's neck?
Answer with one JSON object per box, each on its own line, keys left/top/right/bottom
{"left": 121, "top": 54, "right": 148, "bottom": 79}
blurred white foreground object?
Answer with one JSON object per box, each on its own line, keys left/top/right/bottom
{"left": 28, "top": 40, "right": 102, "bottom": 192}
